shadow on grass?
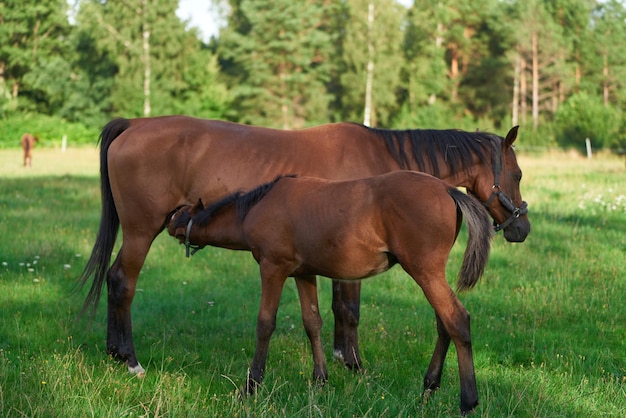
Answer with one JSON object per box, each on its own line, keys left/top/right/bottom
{"left": 2, "top": 177, "right": 624, "bottom": 416}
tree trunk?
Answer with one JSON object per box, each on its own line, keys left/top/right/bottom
{"left": 531, "top": 31, "right": 539, "bottom": 129}
{"left": 450, "top": 48, "right": 459, "bottom": 102}
{"left": 142, "top": 0, "right": 151, "bottom": 117}
{"left": 520, "top": 57, "right": 527, "bottom": 126}
{"left": 603, "top": 55, "right": 609, "bottom": 106}
{"left": 363, "top": 2, "right": 374, "bottom": 127}
{"left": 512, "top": 54, "right": 520, "bottom": 126}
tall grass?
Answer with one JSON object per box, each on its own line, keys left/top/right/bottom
{"left": 0, "top": 148, "right": 624, "bottom": 416}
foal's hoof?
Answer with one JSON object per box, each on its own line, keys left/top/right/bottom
{"left": 460, "top": 405, "right": 477, "bottom": 416}
{"left": 333, "top": 349, "right": 363, "bottom": 371}
{"left": 461, "top": 396, "right": 478, "bottom": 416}
{"left": 240, "top": 376, "right": 260, "bottom": 398}
{"left": 312, "top": 374, "right": 328, "bottom": 389}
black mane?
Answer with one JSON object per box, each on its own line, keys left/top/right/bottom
{"left": 193, "top": 175, "right": 296, "bottom": 227}
{"left": 363, "top": 125, "right": 501, "bottom": 178}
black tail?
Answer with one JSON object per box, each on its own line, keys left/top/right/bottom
{"left": 448, "top": 188, "right": 493, "bottom": 292}
{"left": 76, "top": 118, "right": 131, "bottom": 316}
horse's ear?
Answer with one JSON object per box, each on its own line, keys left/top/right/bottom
{"left": 504, "top": 126, "right": 519, "bottom": 148}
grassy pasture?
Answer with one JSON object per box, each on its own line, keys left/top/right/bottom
{"left": 0, "top": 147, "right": 624, "bottom": 417}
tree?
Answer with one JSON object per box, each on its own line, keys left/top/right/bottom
{"left": 76, "top": 0, "right": 229, "bottom": 119}
{"left": 586, "top": 0, "right": 626, "bottom": 109}
{"left": 400, "top": 0, "right": 509, "bottom": 129}
{"left": 0, "top": 0, "right": 72, "bottom": 115}
{"left": 339, "top": 0, "right": 405, "bottom": 127}
{"left": 555, "top": 91, "right": 622, "bottom": 149}
{"left": 218, "top": 0, "right": 335, "bottom": 128}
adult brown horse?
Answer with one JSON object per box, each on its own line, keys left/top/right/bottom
{"left": 21, "top": 133, "right": 38, "bottom": 167}
{"left": 78, "top": 116, "right": 529, "bottom": 376}
{"left": 168, "top": 172, "right": 493, "bottom": 414}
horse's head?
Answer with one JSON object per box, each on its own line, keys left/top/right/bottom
{"left": 468, "top": 126, "right": 530, "bottom": 242}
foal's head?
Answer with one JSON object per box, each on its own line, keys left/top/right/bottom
{"left": 167, "top": 200, "right": 205, "bottom": 243}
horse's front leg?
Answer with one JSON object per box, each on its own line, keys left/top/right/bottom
{"left": 423, "top": 314, "right": 451, "bottom": 395}
{"left": 245, "top": 262, "right": 288, "bottom": 395}
{"left": 106, "top": 242, "right": 148, "bottom": 375}
{"left": 331, "top": 280, "right": 363, "bottom": 369}
{"left": 295, "top": 275, "right": 328, "bottom": 383}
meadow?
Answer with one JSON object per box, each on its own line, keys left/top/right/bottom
{"left": 0, "top": 147, "right": 624, "bottom": 417}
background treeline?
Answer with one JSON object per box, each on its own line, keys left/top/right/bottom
{"left": 1, "top": 0, "right": 625, "bottom": 150}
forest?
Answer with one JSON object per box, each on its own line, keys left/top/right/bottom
{"left": 1, "top": 0, "right": 625, "bottom": 150}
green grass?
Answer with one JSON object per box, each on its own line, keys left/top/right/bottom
{"left": 1, "top": 148, "right": 624, "bottom": 416}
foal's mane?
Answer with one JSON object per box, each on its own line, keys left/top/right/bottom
{"left": 193, "top": 175, "right": 296, "bottom": 226}
{"left": 362, "top": 125, "right": 501, "bottom": 178}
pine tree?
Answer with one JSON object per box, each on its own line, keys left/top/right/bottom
{"left": 339, "top": 0, "right": 405, "bottom": 127}
{"left": 0, "top": 0, "right": 72, "bottom": 115}
{"left": 218, "top": 0, "right": 336, "bottom": 128}
{"left": 76, "top": 0, "right": 229, "bottom": 118}
{"left": 586, "top": 0, "right": 626, "bottom": 108}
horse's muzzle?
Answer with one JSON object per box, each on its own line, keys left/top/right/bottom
{"left": 503, "top": 217, "right": 530, "bottom": 242}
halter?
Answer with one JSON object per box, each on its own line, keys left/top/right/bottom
{"left": 184, "top": 218, "right": 204, "bottom": 257}
{"left": 482, "top": 140, "right": 528, "bottom": 232}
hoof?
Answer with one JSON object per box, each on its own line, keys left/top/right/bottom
{"left": 243, "top": 375, "right": 261, "bottom": 396}
{"left": 128, "top": 362, "right": 145, "bottom": 377}
{"left": 312, "top": 373, "right": 328, "bottom": 387}
{"left": 460, "top": 400, "right": 478, "bottom": 416}
{"left": 333, "top": 349, "right": 362, "bottom": 370}
{"left": 422, "top": 388, "right": 434, "bottom": 402}
{"left": 461, "top": 406, "right": 477, "bottom": 416}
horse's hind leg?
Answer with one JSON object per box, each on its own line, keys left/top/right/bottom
{"left": 331, "top": 280, "right": 363, "bottom": 369}
{"left": 295, "top": 275, "right": 328, "bottom": 383}
{"left": 423, "top": 315, "right": 451, "bottom": 394}
{"left": 106, "top": 235, "right": 153, "bottom": 375}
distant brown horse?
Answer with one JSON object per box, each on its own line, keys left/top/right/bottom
{"left": 168, "top": 172, "right": 493, "bottom": 414}
{"left": 78, "top": 116, "right": 529, "bottom": 376}
{"left": 21, "top": 133, "right": 38, "bottom": 167}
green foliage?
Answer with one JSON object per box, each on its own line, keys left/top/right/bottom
{"left": 219, "top": 0, "right": 335, "bottom": 128}
{"left": 74, "top": 0, "right": 231, "bottom": 120}
{"left": 0, "top": 0, "right": 73, "bottom": 116}
{"left": 339, "top": 0, "right": 405, "bottom": 127}
{"left": 0, "top": 114, "right": 99, "bottom": 148}
{"left": 582, "top": 0, "right": 626, "bottom": 109}
{"left": 1, "top": 0, "right": 625, "bottom": 149}
{"left": 554, "top": 92, "right": 623, "bottom": 149}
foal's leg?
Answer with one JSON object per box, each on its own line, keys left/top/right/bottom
{"left": 331, "top": 280, "right": 363, "bottom": 369}
{"left": 294, "top": 275, "right": 328, "bottom": 383}
{"left": 246, "top": 262, "right": 289, "bottom": 394}
{"left": 413, "top": 274, "right": 478, "bottom": 414}
{"left": 423, "top": 315, "right": 451, "bottom": 394}
{"left": 106, "top": 235, "right": 153, "bottom": 375}
{"left": 402, "top": 262, "right": 478, "bottom": 414}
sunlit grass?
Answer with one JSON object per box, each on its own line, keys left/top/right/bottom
{"left": 1, "top": 148, "right": 624, "bottom": 416}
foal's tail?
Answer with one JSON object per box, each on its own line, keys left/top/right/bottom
{"left": 448, "top": 187, "right": 493, "bottom": 292}
{"left": 76, "top": 118, "right": 131, "bottom": 316}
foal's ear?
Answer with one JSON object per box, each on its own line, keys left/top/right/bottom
{"left": 193, "top": 198, "right": 205, "bottom": 212}
{"left": 504, "top": 126, "right": 519, "bottom": 148}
